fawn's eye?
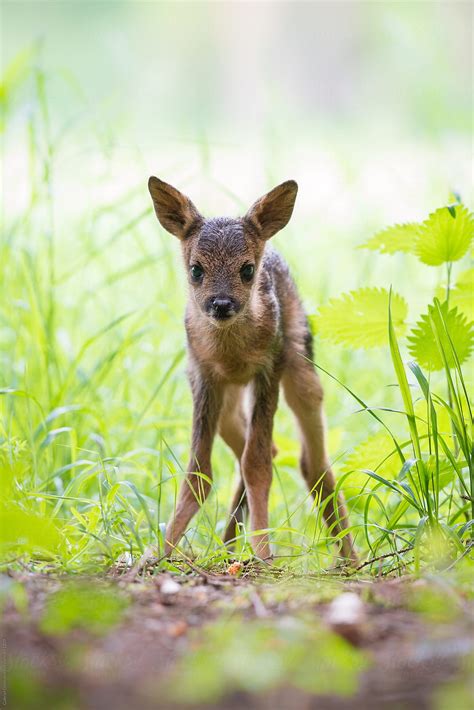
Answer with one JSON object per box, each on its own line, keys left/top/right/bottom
{"left": 240, "top": 263, "right": 255, "bottom": 283}
{"left": 190, "top": 264, "right": 204, "bottom": 281}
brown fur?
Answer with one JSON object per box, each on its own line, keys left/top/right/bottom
{"left": 148, "top": 176, "right": 357, "bottom": 563}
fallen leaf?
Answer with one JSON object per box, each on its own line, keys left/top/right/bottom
{"left": 167, "top": 620, "right": 188, "bottom": 638}
{"left": 227, "top": 562, "right": 243, "bottom": 576}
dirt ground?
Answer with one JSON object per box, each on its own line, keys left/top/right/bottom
{"left": 2, "top": 565, "right": 474, "bottom": 710}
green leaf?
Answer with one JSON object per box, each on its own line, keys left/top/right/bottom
{"left": 415, "top": 205, "right": 473, "bottom": 266}
{"left": 341, "top": 431, "right": 402, "bottom": 508}
{"left": 361, "top": 469, "right": 422, "bottom": 511}
{"left": 436, "top": 268, "right": 474, "bottom": 321}
{"left": 343, "top": 430, "right": 400, "bottom": 479}
{"left": 360, "top": 223, "right": 420, "bottom": 254}
{"left": 312, "top": 288, "right": 408, "bottom": 347}
{"left": 0, "top": 506, "right": 65, "bottom": 557}
{"left": 361, "top": 204, "right": 473, "bottom": 266}
{"left": 408, "top": 300, "right": 474, "bottom": 371}
{"left": 388, "top": 292, "right": 423, "bottom": 470}
{"left": 425, "top": 456, "right": 455, "bottom": 490}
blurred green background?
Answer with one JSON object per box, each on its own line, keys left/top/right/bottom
{"left": 1, "top": 1, "right": 472, "bottom": 567}
{"left": 3, "top": 2, "right": 471, "bottom": 302}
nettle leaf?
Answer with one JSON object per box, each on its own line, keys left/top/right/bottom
{"left": 408, "top": 300, "right": 474, "bottom": 371}
{"left": 415, "top": 205, "right": 473, "bottom": 266}
{"left": 435, "top": 268, "right": 474, "bottom": 322}
{"left": 341, "top": 430, "right": 400, "bottom": 509}
{"left": 414, "top": 399, "right": 453, "bottom": 441}
{"left": 343, "top": 430, "right": 400, "bottom": 478}
{"left": 425, "top": 456, "right": 455, "bottom": 490}
{"left": 313, "top": 288, "right": 408, "bottom": 347}
{"left": 361, "top": 204, "right": 473, "bottom": 266}
{"left": 360, "top": 223, "right": 420, "bottom": 255}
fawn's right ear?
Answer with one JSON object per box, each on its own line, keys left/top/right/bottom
{"left": 148, "top": 177, "right": 203, "bottom": 239}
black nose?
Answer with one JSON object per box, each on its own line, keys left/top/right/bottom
{"left": 211, "top": 297, "right": 234, "bottom": 319}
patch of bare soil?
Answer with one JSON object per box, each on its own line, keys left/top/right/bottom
{"left": 3, "top": 569, "right": 473, "bottom": 710}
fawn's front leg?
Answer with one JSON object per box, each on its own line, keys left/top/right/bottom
{"left": 165, "top": 372, "right": 223, "bottom": 555}
{"left": 241, "top": 372, "right": 279, "bottom": 560}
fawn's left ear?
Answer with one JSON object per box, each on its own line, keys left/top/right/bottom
{"left": 148, "top": 176, "right": 203, "bottom": 239}
{"left": 244, "top": 180, "right": 298, "bottom": 240}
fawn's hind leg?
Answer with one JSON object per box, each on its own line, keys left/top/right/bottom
{"left": 218, "top": 386, "right": 248, "bottom": 544}
{"left": 282, "top": 359, "right": 357, "bottom": 563}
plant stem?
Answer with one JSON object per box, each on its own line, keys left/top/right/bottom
{"left": 445, "top": 261, "right": 452, "bottom": 305}
{"left": 445, "top": 262, "right": 459, "bottom": 458}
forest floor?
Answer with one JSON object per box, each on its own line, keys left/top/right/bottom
{"left": 3, "top": 563, "right": 474, "bottom": 710}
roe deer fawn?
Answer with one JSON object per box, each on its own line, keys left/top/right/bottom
{"left": 148, "top": 176, "right": 357, "bottom": 564}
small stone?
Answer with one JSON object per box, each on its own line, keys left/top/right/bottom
{"left": 326, "top": 592, "right": 366, "bottom": 645}
{"left": 160, "top": 578, "right": 181, "bottom": 595}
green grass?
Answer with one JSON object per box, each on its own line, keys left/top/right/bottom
{"left": 1, "top": 56, "right": 473, "bottom": 578}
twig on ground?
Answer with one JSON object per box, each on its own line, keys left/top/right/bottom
{"left": 355, "top": 545, "right": 414, "bottom": 572}
{"left": 176, "top": 553, "right": 247, "bottom": 586}
{"left": 382, "top": 560, "right": 414, "bottom": 577}
{"left": 123, "top": 547, "right": 166, "bottom": 581}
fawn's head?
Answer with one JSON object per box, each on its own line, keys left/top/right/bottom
{"left": 148, "top": 177, "right": 298, "bottom": 325}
